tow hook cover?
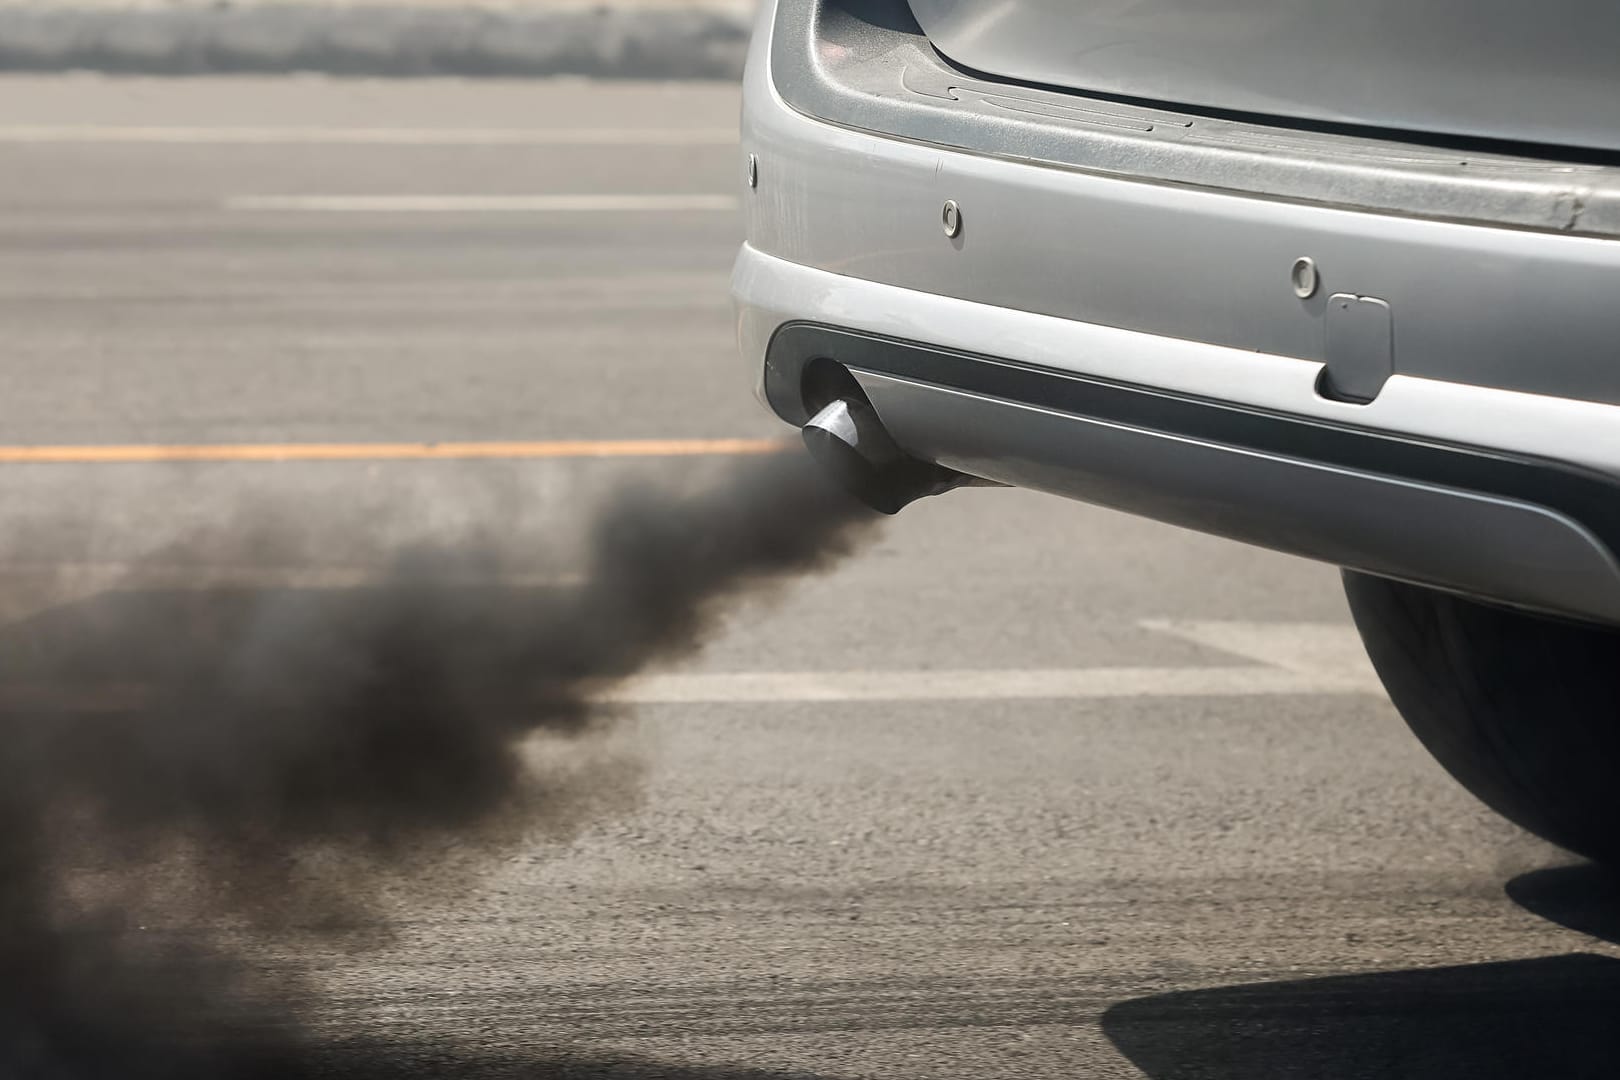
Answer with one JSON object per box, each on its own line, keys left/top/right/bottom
{"left": 1321, "top": 293, "right": 1394, "bottom": 404}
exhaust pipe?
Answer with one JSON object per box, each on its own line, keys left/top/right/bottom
{"left": 801, "top": 396, "right": 984, "bottom": 515}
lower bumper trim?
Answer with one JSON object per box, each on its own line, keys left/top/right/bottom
{"left": 764, "top": 321, "right": 1620, "bottom": 626}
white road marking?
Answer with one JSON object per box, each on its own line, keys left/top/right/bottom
{"left": 0, "top": 126, "right": 736, "bottom": 146}
{"left": 597, "top": 620, "right": 1385, "bottom": 704}
{"left": 0, "top": 589, "right": 1382, "bottom": 705}
{"left": 0, "top": 660, "right": 1379, "bottom": 713}
{"left": 1141, "top": 619, "right": 1383, "bottom": 693}
{"left": 598, "top": 663, "right": 1381, "bottom": 704}
{"left": 224, "top": 194, "right": 739, "bottom": 213}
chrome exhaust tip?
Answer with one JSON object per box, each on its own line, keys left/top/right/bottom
{"left": 801, "top": 396, "right": 978, "bottom": 515}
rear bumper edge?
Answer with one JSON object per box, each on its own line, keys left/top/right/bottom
{"left": 736, "top": 250, "right": 1620, "bottom": 626}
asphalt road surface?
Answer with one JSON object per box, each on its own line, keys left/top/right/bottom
{"left": 1, "top": 76, "right": 1615, "bottom": 1079}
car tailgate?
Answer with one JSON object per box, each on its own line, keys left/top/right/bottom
{"left": 905, "top": 0, "right": 1620, "bottom": 154}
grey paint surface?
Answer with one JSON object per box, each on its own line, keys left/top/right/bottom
{"left": 781, "top": 0, "right": 1620, "bottom": 237}
{"left": 734, "top": 250, "right": 1620, "bottom": 484}
{"left": 745, "top": 0, "right": 1620, "bottom": 408}
{"left": 909, "top": 0, "right": 1620, "bottom": 154}
{"left": 4, "top": 76, "right": 1616, "bottom": 1078}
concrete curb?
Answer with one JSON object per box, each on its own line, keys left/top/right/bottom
{"left": 0, "top": 5, "right": 752, "bottom": 78}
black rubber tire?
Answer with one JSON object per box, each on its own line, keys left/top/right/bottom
{"left": 1343, "top": 570, "right": 1620, "bottom": 866}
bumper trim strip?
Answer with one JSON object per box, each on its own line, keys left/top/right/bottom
{"left": 765, "top": 321, "right": 1620, "bottom": 624}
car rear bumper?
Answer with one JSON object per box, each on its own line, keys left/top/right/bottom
{"left": 737, "top": 250, "right": 1620, "bottom": 626}
{"left": 733, "top": 0, "right": 1620, "bottom": 625}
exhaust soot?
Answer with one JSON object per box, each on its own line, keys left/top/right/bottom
{"left": 0, "top": 450, "right": 877, "bottom": 1077}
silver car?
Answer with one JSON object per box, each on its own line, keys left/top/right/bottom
{"left": 733, "top": 0, "right": 1620, "bottom": 864}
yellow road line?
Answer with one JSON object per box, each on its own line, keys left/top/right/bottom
{"left": 0, "top": 438, "right": 791, "bottom": 465}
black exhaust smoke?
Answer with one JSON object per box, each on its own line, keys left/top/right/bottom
{"left": 0, "top": 450, "right": 877, "bottom": 1077}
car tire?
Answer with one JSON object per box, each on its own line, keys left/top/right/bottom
{"left": 1342, "top": 570, "right": 1620, "bottom": 866}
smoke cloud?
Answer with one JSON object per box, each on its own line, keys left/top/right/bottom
{"left": 0, "top": 451, "right": 876, "bottom": 1077}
